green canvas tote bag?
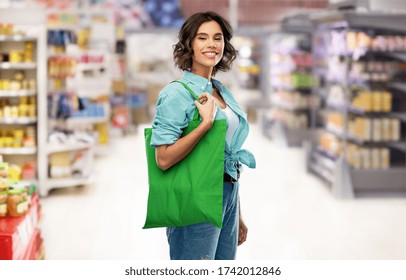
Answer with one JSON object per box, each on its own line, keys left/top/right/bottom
{"left": 143, "top": 81, "right": 226, "bottom": 229}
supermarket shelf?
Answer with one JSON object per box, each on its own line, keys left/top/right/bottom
{"left": 309, "top": 9, "right": 406, "bottom": 198}
{"left": 50, "top": 116, "right": 109, "bottom": 126}
{"left": 350, "top": 167, "right": 406, "bottom": 193}
{"left": 390, "top": 82, "right": 406, "bottom": 93}
{"left": 268, "top": 121, "right": 311, "bottom": 147}
{"left": 326, "top": 102, "right": 391, "bottom": 116}
{"left": 271, "top": 97, "right": 310, "bottom": 112}
{"left": 0, "top": 90, "right": 36, "bottom": 97}
{"left": 0, "top": 147, "right": 37, "bottom": 155}
{"left": 325, "top": 125, "right": 403, "bottom": 146}
{"left": 309, "top": 161, "right": 334, "bottom": 183}
{"left": 0, "top": 35, "right": 37, "bottom": 42}
{"left": 47, "top": 142, "right": 94, "bottom": 154}
{"left": 47, "top": 26, "right": 79, "bottom": 31}
{"left": 315, "top": 146, "right": 338, "bottom": 161}
{"left": 310, "top": 11, "right": 406, "bottom": 32}
{"left": 383, "top": 52, "right": 406, "bottom": 62}
{"left": 47, "top": 175, "right": 94, "bottom": 189}
{"left": 388, "top": 142, "right": 406, "bottom": 152}
{"left": 0, "top": 62, "right": 36, "bottom": 69}
{"left": 0, "top": 117, "right": 37, "bottom": 124}
{"left": 388, "top": 113, "right": 406, "bottom": 122}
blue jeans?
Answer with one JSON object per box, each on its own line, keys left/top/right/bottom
{"left": 166, "top": 181, "right": 239, "bottom": 260}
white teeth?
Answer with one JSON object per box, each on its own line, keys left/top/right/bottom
{"left": 205, "top": 52, "right": 216, "bottom": 57}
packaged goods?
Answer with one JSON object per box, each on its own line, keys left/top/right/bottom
{"left": 7, "top": 189, "right": 25, "bottom": 217}
{"left": 391, "top": 119, "right": 400, "bottom": 141}
{"left": 372, "top": 119, "right": 382, "bottom": 142}
{"left": 380, "top": 148, "right": 390, "bottom": 169}
{"left": 361, "top": 148, "right": 371, "bottom": 169}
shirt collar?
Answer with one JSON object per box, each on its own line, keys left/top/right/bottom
{"left": 182, "top": 70, "right": 214, "bottom": 92}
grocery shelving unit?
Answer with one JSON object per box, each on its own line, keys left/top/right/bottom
{"left": 306, "top": 7, "right": 406, "bottom": 198}
{"left": 262, "top": 14, "right": 319, "bottom": 147}
{"left": 0, "top": 8, "right": 46, "bottom": 259}
{"left": 41, "top": 9, "right": 115, "bottom": 196}
{"left": 0, "top": 8, "right": 47, "bottom": 193}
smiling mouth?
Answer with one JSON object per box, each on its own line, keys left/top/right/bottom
{"left": 204, "top": 52, "right": 217, "bottom": 58}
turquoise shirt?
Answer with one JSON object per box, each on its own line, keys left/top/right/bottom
{"left": 151, "top": 70, "right": 256, "bottom": 180}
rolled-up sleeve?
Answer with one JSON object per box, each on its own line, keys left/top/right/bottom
{"left": 150, "top": 85, "right": 191, "bottom": 146}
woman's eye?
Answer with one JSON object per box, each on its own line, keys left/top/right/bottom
{"left": 198, "top": 37, "right": 207, "bottom": 40}
{"left": 215, "top": 37, "right": 222, "bottom": 41}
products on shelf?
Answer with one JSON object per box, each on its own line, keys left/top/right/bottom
{"left": 234, "top": 36, "right": 262, "bottom": 89}
{"left": 346, "top": 31, "right": 406, "bottom": 52}
{"left": 49, "top": 149, "right": 93, "bottom": 179}
{"left": 0, "top": 188, "right": 43, "bottom": 260}
{"left": 351, "top": 90, "right": 392, "bottom": 112}
{"left": 0, "top": 23, "right": 15, "bottom": 36}
{"left": 318, "top": 132, "right": 391, "bottom": 170}
{"left": 47, "top": 29, "right": 77, "bottom": 54}
{"left": 0, "top": 127, "right": 36, "bottom": 148}
{"left": 266, "top": 31, "right": 315, "bottom": 145}
{"left": 47, "top": 13, "right": 79, "bottom": 29}
{"left": 48, "top": 57, "right": 77, "bottom": 80}
{"left": 349, "top": 60, "right": 401, "bottom": 82}
{"left": 95, "top": 122, "right": 109, "bottom": 144}
{"left": 327, "top": 85, "right": 393, "bottom": 112}
{"left": 0, "top": 159, "right": 37, "bottom": 218}
{"left": 0, "top": 96, "right": 37, "bottom": 119}
{"left": 326, "top": 113, "right": 401, "bottom": 142}
{"left": 271, "top": 72, "right": 314, "bottom": 89}
{"left": 272, "top": 89, "right": 320, "bottom": 109}
{"left": 319, "top": 132, "right": 341, "bottom": 157}
{"left": 349, "top": 117, "right": 400, "bottom": 142}
{"left": 0, "top": 71, "right": 36, "bottom": 91}
{"left": 346, "top": 144, "right": 390, "bottom": 170}
{"left": 0, "top": 40, "right": 35, "bottom": 64}
{"left": 7, "top": 188, "right": 28, "bottom": 217}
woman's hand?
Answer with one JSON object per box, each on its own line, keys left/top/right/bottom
{"left": 238, "top": 216, "right": 248, "bottom": 246}
{"left": 195, "top": 93, "right": 216, "bottom": 129}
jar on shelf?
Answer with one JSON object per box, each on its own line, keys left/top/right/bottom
{"left": 12, "top": 183, "right": 29, "bottom": 210}
{"left": 7, "top": 188, "right": 25, "bottom": 217}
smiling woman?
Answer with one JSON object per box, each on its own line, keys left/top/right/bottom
{"left": 149, "top": 11, "right": 256, "bottom": 260}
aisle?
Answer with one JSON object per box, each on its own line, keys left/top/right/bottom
{"left": 40, "top": 122, "right": 406, "bottom": 260}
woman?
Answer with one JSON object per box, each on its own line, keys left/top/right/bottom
{"left": 150, "top": 11, "right": 256, "bottom": 260}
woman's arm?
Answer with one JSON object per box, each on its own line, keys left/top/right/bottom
{"left": 155, "top": 93, "right": 216, "bottom": 170}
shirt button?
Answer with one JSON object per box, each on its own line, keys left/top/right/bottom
{"left": 201, "top": 86, "right": 205, "bottom": 90}
{"left": 208, "top": 81, "right": 211, "bottom": 85}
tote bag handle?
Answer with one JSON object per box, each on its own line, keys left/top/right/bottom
{"left": 173, "top": 80, "right": 200, "bottom": 121}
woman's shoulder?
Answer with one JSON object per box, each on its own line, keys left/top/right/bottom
{"left": 159, "top": 81, "right": 194, "bottom": 101}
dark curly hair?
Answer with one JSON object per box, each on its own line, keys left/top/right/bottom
{"left": 173, "top": 11, "right": 237, "bottom": 76}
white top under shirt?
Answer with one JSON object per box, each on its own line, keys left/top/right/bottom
{"left": 221, "top": 105, "right": 240, "bottom": 146}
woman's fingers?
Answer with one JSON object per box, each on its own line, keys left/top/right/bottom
{"left": 194, "top": 93, "right": 217, "bottom": 122}
{"left": 198, "top": 93, "right": 210, "bottom": 104}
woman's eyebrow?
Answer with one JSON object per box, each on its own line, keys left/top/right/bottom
{"left": 196, "top": 32, "right": 223, "bottom": 36}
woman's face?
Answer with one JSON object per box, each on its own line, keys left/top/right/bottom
{"left": 191, "top": 20, "right": 224, "bottom": 77}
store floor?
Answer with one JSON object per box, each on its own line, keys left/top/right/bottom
{"left": 40, "top": 122, "right": 406, "bottom": 260}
